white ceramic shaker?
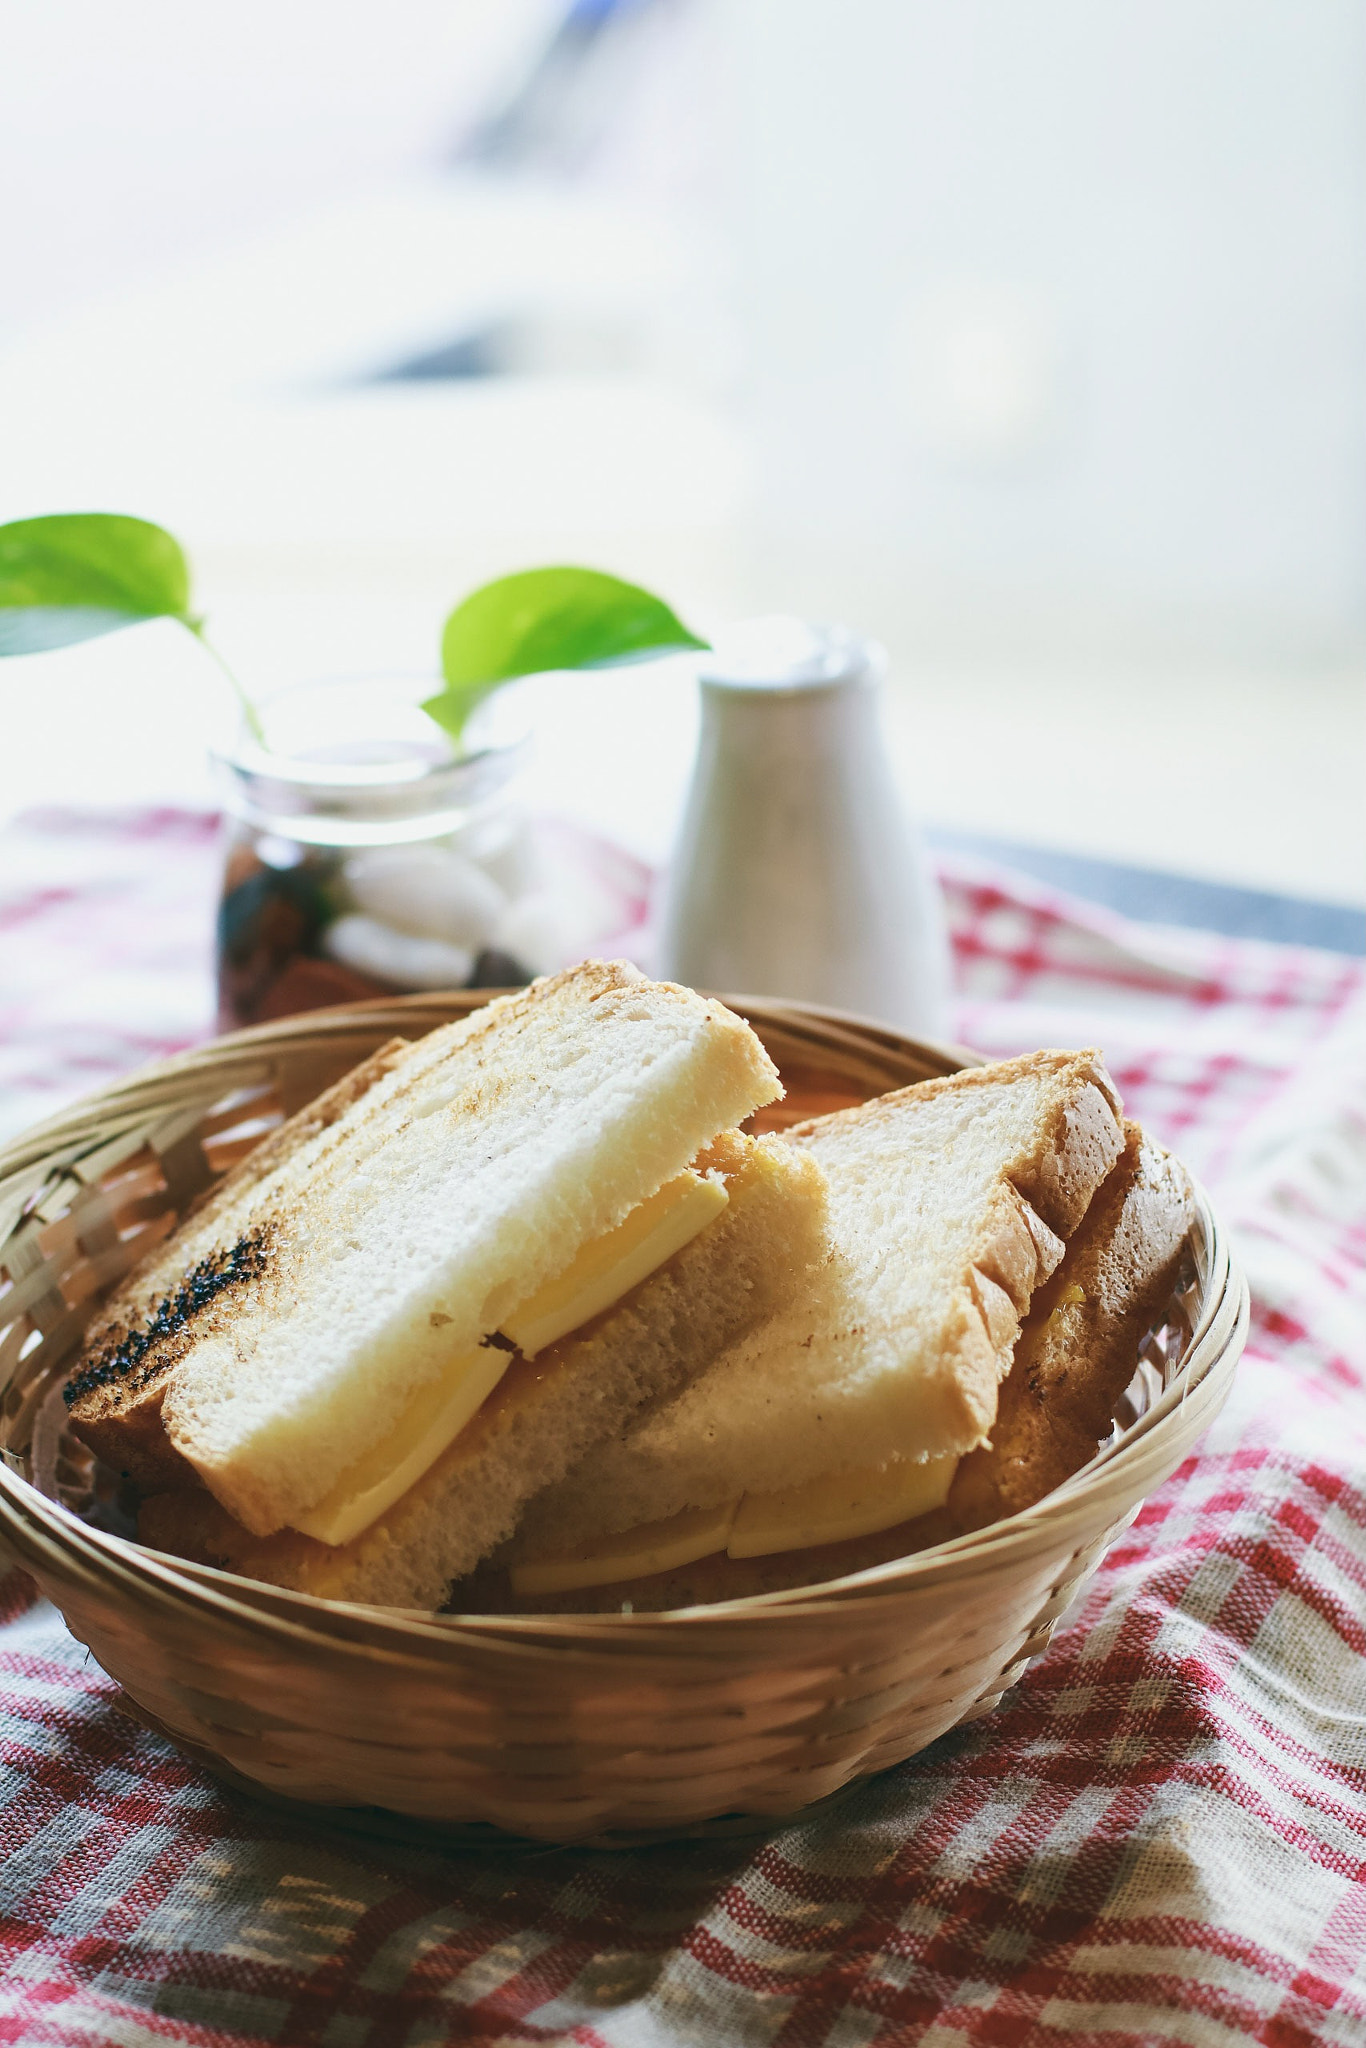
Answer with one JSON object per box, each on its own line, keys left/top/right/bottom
{"left": 657, "top": 617, "right": 950, "bottom": 1036}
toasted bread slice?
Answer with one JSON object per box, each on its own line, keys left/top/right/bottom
{"left": 513, "top": 1048, "right": 1125, "bottom": 1556}
{"left": 948, "top": 1122, "right": 1193, "bottom": 1528}
{"left": 456, "top": 1122, "right": 1191, "bottom": 1615}
{"left": 66, "top": 1037, "right": 413, "bottom": 1493}
{"left": 136, "top": 1129, "right": 828, "bottom": 1608}
{"left": 66, "top": 963, "right": 782, "bottom": 1537}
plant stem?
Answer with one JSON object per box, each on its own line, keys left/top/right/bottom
{"left": 187, "top": 620, "right": 266, "bottom": 745}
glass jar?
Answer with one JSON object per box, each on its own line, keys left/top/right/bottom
{"left": 212, "top": 675, "right": 640, "bottom": 1031}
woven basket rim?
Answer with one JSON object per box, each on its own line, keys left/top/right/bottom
{"left": 0, "top": 992, "right": 1246, "bottom": 1649}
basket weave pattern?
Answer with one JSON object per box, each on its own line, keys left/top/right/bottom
{"left": 0, "top": 995, "right": 1245, "bottom": 1844}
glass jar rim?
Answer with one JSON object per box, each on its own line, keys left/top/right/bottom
{"left": 210, "top": 672, "right": 533, "bottom": 847}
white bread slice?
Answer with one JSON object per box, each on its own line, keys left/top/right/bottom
{"left": 514, "top": 1049, "right": 1124, "bottom": 1553}
{"left": 66, "top": 1037, "right": 415, "bottom": 1493}
{"left": 137, "top": 1129, "right": 828, "bottom": 1607}
{"left": 460, "top": 1118, "right": 1187, "bottom": 1616}
{"left": 68, "top": 963, "right": 781, "bottom": 1536}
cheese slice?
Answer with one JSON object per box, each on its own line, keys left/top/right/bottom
{"left": 510, "top": 1500, "right": 738, "bottom": 1598}
{"left": 726, "top": 1453, "right": 959, "bottom": 1559}
{"left": 501, "top": 1168, "right": 728, "bottom": 1359}
{"left": 291, "top": 1168, "right": 730, "bottom": 1548}
{"left": 292, "top": 1344, "right": 511, "bottom": 1546}
{"left": 513, "top": 1454, "right": 962, "bottom": 1595}
{"left": 1048, "top": 1282, "right": 1086, "bottom": 1323}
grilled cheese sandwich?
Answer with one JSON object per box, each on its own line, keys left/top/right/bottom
{"left": 493, "top": 1050, "right": 1139, "bottom": 1607}
{"left": 487, "top": 1103, "right": 1192, "bottom": 1614}
{"left": 70, "top": 963, "right": 831, "bottom": 1605}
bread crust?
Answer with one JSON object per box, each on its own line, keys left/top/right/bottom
{"left": 784, "top": 1048, "right": 1124, "bottom": 1239}
{"left": 948, "top": 1123, "right": 1193, "bottom": 1529}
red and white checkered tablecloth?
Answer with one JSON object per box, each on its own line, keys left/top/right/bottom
{"left": 1, "top": 805, "right": 1364, "bottom": 2048}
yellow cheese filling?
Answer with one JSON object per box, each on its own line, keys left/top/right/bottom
{"left": 511, "top": 1502, "right": 739, "bottom": 1597}
{"left": 290, "top": 1167, "right": 729, "bottom": 1548}
{"left": 292, "top": 1346, "right": 510, "bottom": 1546}
{"left": 727, "top": 1452, "right": 960, "bottom": 1558}
{"left": 502, "top": 1169, "right": 728, "bottom": 1360}
{"left": 1048, "top": 1282, "right": 1086, "bottom": 1325}
{"left": 509, "top": 1452, "right": 960, "bottom": 1597}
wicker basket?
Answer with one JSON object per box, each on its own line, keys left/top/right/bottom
{"left": 0, "top": 994, "right": 1246, "bottom": 1845}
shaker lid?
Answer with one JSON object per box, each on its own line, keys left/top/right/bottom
{"left": 697, "top": 616, "right": 881, "bottom": 694}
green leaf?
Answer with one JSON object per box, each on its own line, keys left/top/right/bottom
{"left": 0, "top": 513, "right": 195, "bottom": 657}
{"left": 425, "top": 565, "right": 707, "bottom": 744}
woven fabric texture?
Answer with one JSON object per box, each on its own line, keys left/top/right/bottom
{"left": 1, "top": 806, "right": 1363, "bottom": 2048}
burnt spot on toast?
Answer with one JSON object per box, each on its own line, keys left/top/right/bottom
{"left": 64, "top": 1225, "right": 275, "bottom": 1411}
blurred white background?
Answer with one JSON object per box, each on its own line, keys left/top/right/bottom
{"left": 1, "top": 0, "right": 1362, "bottom": 912}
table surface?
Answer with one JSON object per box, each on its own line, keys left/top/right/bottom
{"left": 930, "top": 828, "right": 1366, "bottom": 956}
{"left": 1, "top": 806, "right": 1364, "bottom": 2045}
